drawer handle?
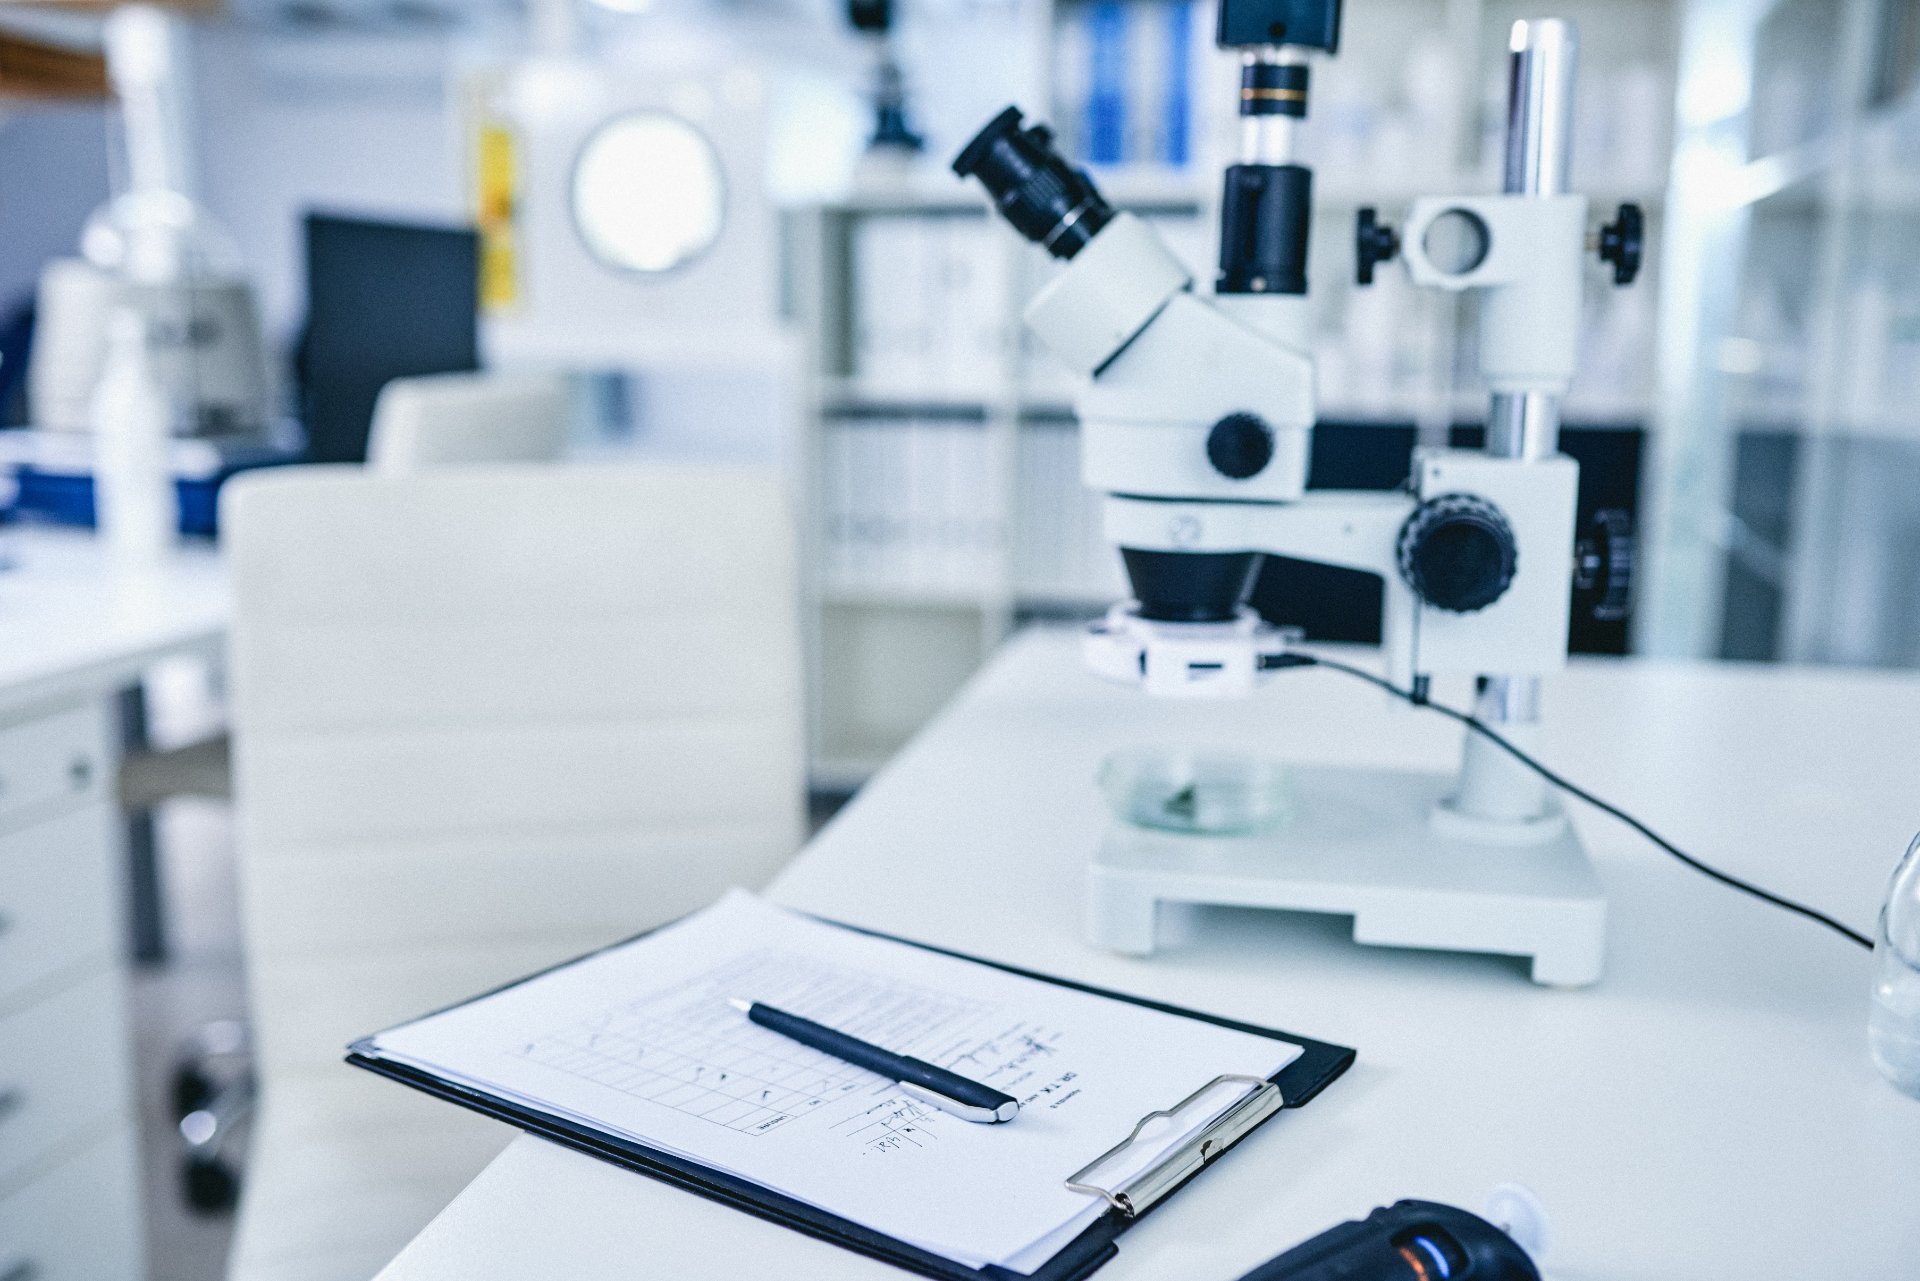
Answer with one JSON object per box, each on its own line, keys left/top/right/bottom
{"left": 1, "top": 1259, "right": 39, "bottom": 1281}
{"left": 0, "top": 1088, "right": 23, "bottom": 1123}
{"left": 69, "top": 755, "right": 94, "bottom": 789}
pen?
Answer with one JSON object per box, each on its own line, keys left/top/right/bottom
{"left": 727, "top": 999, "right": 1020, "bottom": 1124}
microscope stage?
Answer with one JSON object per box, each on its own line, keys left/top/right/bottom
{"left": 1088, "top": 765, "right": 1606, "bottom": 986}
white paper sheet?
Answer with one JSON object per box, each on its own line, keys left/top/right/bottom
{"left": 366, "top": 891, "right": 1300, "bottom": 1271}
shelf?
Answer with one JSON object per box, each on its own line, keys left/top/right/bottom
{"left": 1316, "top": 171, "right": 1665, "bottom": 210}
{"left": 1015, "top": 585, "right": 1120, "bottom": 611}
{"left": 822, "top": 173, "right": 1665, "bottom": 222}
{"left": 816, "top": 578, "right": 1132, "bottom": 613}
{"left": 816, "top": 386, "right": 1650, "bottom": 430}
{"left": 484, "top": 321, "right": 798, "bottom": 371}
{"left": 816, "top": 378, "right": 999, "bottom": 414}
{"left": 819, "top": 582, "right": 1001, "bottom": 610}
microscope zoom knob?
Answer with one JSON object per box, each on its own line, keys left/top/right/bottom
{"left": 1598, "top": 203, "right": 1645, "bottom": 286}
{"left": 1574, "top": 507, "right": 1634, "bottom": 623}
{"left": 1397, "top": 495, "right": 1519, "bottom": 614}
{"left": 1355, "top": 207, "right": 1400, "bottom": 286}
{"left": 1206, "top": 413, "right": 1276, "bottom": 480}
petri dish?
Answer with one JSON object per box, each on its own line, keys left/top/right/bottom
{"left": 1098, "top": 748, "right": 1292, "bottom": 835}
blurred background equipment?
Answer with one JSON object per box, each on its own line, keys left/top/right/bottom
{"left": 28, "top": 5, "right": 272, "bottom": 442}
{"left": 848, "top": 0, "right": 924, "bottom": 154}
{"left": 296, "top": 213, "right": 480, "bottom": 465}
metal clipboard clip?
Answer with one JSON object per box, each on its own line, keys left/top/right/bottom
{"left": 1063, "top": 1073, "right": 1283, "bottom": 1218}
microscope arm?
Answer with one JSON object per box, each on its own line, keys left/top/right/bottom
{"left": 1098, "top": 441, "right": 1578, "bottom": 696}
{"left": 1103, "top": 490, "right": 1412, "bottom": 576}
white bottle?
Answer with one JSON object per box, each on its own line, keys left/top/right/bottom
{"left": 90, "top": 308, "right": 178, "bottom": 570}
{"left": 1870, "top": 832, "right": 1920, "bottom": 1099}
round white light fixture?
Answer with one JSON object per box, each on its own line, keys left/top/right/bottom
{"left": 571, "top": 112, "right": 726, "bottom": 275}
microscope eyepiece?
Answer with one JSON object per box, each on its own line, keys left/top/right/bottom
{"left": 953, "top": 107, "right": 1114, "bottom": 260}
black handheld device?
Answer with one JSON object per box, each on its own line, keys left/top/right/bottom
{"left": 1237, "top": 1201, "right": 1541, "bottom": 1281}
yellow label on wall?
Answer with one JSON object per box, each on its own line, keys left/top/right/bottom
{"left": 475, "top": 122, "right": 521, "bottom": 311}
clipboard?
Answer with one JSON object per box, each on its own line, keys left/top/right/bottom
{"left": 348, "top": 914, "right": 1354, "bottom": 1281}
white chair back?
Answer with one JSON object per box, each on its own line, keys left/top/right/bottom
{"left": 220, "top": 461, "right": 803, "bottom": 1280}
{"left": 366, "top": 371, "right": 570, "bottom": 474}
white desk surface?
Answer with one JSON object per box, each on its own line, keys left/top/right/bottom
{"left": 380, "top": 629, "right": 1920, "bottom": 1281}
{"left": 0, "top": 526, "right": 229, "bottom": 717}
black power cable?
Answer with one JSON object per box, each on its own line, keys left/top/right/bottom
{"left": 1266, "top": 652, "right": 1874, "bottom": 951}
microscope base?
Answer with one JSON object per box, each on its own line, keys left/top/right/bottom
{"left": 1088, "top": 765, "right": 1606, "bottom": 986}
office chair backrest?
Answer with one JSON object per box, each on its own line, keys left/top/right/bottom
{"left": 366, "top": 371, "right": 571, "bottom": 474}
{"left": 222, "top": 462, "right": 805, "bottom": 1079}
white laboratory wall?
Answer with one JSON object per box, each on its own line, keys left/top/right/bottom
{"left": 191, "top": 25, "right": 469, "bottom": 345}
{"left": 0, "top": 105, "right": 113, "bottom": 314}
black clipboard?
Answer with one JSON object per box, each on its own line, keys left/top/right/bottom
{"left": 348, "top": 914, "right": 1354, "bottom": 1281}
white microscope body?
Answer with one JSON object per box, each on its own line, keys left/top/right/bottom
{"left": 957, "top": 11, "right": 1642, "bottom": 985}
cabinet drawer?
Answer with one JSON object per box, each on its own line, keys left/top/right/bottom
{"left": 0, "top": 1128, "right": 142, "bottom": 1281}
{"left": 0, "top": 970, "right": 133, "bottom": 1188}
{"left": 0, "top": 701, "right": 111, "bottom": 832}
{"left": 0, "top": 805, "right": 118, "bottom": 1007}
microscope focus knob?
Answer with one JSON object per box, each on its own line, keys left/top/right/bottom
{"left": 1397, "top": 495, "right": 1518, "bottom": 614}
{"left": 1206, "top": 413, "right": 1276, "bottom": 480}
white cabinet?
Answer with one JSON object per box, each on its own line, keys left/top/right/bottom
{"left": 0, "top": 806, "right": 119, "bottom": 1005}
{"left": 0, "top": 1129, "right": 144, "bottom": 1281}
{"left": 0, "top": 697, "right": 142, "bottom": 1281}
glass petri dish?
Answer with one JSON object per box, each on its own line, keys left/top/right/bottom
{"left": 1098, "top": 748, "right": 1292, "bottom": 835}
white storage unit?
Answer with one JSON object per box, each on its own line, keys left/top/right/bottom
{"left": 791, "top": 0, "right": 1677, "bottom": 787}
{"left": 0, "top": 697, "right": 143, "bottom": 1281}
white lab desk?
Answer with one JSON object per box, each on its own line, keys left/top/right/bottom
{"left": 0, "top": 526, "right": 228, "bottom": 1281}
{"left": 0, "top": 525, "right": 229, "bottom": 716}
{"left": 379, "top": 629, "right": 1920, "bottom": 1281}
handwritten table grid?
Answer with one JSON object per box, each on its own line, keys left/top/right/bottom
{"left": 512, "top": 950, "right": 998, "bottom": 1137}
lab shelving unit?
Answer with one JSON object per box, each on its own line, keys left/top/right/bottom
{"left": 795, "top": 0, "right": 1678, "bottom": 789}
{"left": 1638, "top": 0, "right": 1920, "bottom": 667}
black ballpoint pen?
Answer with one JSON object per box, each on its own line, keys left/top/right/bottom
{"left": 728, "top": 999, "right": 1020, "bottom": 1124}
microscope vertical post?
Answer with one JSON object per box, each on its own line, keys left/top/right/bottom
{"left": 1489, "top": 18, "right": 1577, "bottom": 457}
{"left": 1453, "top": 19, "right": 1578, "bottom": 823}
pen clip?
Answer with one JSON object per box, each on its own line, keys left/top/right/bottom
{"left": 899, "top": 1081, "right": 1014, "bottom": 1124}
{"left": 1063, "top": 1074, "right": 1282, "bottom": 1217}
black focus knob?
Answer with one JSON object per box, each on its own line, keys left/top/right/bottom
{"left": 1598, "top": 203, "right": 1645, "bottom": 285}
{"left": 1397, "top": 494, "right": 1518, "bottom": 614}
{"left": 1206, "top": 413, "right": 1275, "bottom": 480}
{"left": 1355, "top": 207, "right": 1400, "bottom": 285}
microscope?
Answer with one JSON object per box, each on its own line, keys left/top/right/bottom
{"left": 955, "top": 2, "right": 1642, "bottom": 985}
